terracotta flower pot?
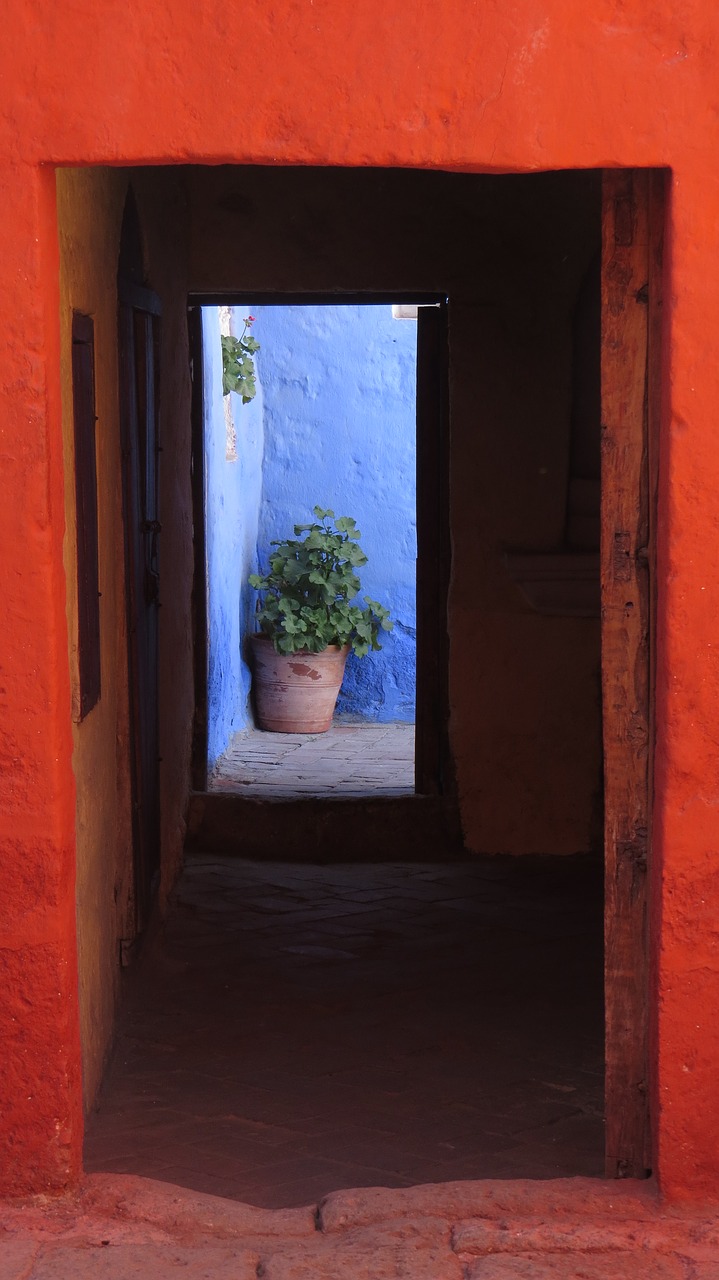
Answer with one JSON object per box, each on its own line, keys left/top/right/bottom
{"left": 250, "top": 634, "right": 350, "bottom": 733}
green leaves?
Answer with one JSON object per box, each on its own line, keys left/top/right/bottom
{"left": 335, "top": 516, "right": 361, "bottom": 539}
{"left": 249, "top": 509, "right": 394, "bottom": 657}
{"left": 221, "top": 324, "right": 261, "bottom": 403}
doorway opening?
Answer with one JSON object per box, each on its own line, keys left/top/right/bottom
{"left": 199, "top": 300, "right": 421, "bottom": 800}
{"left": 69, "top": 163, "right": 660, "bottom": 1203}
{"left": 190, "top": 293, "right": 450, "bottom": 803}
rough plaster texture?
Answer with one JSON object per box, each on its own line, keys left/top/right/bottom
{"left": 3, "top": 1175, "right": 719, "bottom": 1278}
{"left": 0, "top": 0, "right": 718, "bottom": 1207}
{"left": 256, "top": 303, "right": 417, "bottom": 722}
{"left": 0, "top": 165, "right": 83, "bottom": 1195}
{"left": 203, "top": 306, "right": 264, "bottom": 762}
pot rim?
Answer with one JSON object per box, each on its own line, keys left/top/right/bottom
{"left": 249, "top": 632, "right": 351, "bottom": 655}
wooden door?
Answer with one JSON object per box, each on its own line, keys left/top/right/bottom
{"left": 415, "top": 301, "right": 451, "bottom": 796}
{"left": 601, "top": 169, "right": 663, "bottom": 1178}
{"left": 119, "top": 279, "right": 162, "bottom": 933}
{"left": 188, "top": 305, "right": 209, "bottom": 792}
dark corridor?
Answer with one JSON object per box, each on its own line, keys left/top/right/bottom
{"left": 85, "top": 852, "right": 604, "bottom": 1206}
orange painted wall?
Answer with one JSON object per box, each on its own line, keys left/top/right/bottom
{"left": 0, "top": 166, "right": 83, "bottom": 1192}
{"left": 1, "top": 0, "right": 719, "bottom": 1204}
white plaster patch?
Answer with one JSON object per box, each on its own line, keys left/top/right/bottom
{"left": 514, "top": 21, "right": 550, "bottom": 85}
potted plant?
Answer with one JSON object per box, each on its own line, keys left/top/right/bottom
{"left": 248, "top": 507, "right": 393, "bottom": 732}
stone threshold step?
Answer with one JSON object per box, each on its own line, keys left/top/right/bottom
{"left": 187, "top": 793, "right": 463, "bottom": 862}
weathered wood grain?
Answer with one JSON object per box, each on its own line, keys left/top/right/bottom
{"left": 601, "top": 169, "right": 659, "bottom": 1178}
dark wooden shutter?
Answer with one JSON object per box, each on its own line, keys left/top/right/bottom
{"left": 72, "top": 312, "right": 101, "bottom": 719}
{"left": 415, "top": 301, "right": 450, "bottom": 796}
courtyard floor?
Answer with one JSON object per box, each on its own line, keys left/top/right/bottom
{"left": 6, "top": 852, "right": 718, "bottom": 1278}
{"left": 208, "top": 721, "right": 415, "bottom": 798}
{"left": 83, "top": 852, "right": 605, "bottom": 1209}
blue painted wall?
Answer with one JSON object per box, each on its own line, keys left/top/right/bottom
{"left": 203, "top": 307, "right": 264, "bottom": 766}
{"left": 204, "top": 302, "right": 417, "bottom": 761}
{"left": 256, "top": 304, "right": 417, "bottom": 722}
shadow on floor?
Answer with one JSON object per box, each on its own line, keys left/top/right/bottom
{"left": 85, "top": 854, "right": 605, "bottom": 1208}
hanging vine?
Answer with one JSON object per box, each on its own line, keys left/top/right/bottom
{"left": 221, "top": 315, "right": 260, "bottom": 403}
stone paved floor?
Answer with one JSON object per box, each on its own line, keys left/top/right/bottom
{"left": 6, "top": 1174, "right": 719, "bottom": 1279}
{"left": 208, "top": 722, "right": 415, "bottom": 798}
{"left": 84, "top": 854, "right": 605, "bottom": 1208}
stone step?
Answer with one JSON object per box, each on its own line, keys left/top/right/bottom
{"left": 187, "top": 793, "right": 463, "bottom": 862}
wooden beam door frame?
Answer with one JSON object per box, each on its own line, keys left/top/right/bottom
{"left": 601, "top": 168, "right": 664, "bottom": 1179}
{"left": 189, "top": 305, "right": 209, "bottom": 792}
{"left": 415, "top": 300, "right": 451, "bottom": 796}
{"left": 188, "top": 292, "right": 451, "bottom": 798}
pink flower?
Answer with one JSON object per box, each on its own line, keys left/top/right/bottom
{"left": 244, "top": 315, "right": 256, "bottom": 324}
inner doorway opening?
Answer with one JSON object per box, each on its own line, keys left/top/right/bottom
{"left": 191, "top": 293, "right": 450, "bottom": 804}
{"left": 199, "top": 300, "right": 422, "bottom": 800}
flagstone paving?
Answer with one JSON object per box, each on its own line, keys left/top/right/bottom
{"left": 4, "top": 1174, "right": 718, "bottom": 1279}
{"left": 208, "top": 721, "right": 415, "bottom": 797}
{"left": 83, "top": 853, "right": 605, "bottom": 1209}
